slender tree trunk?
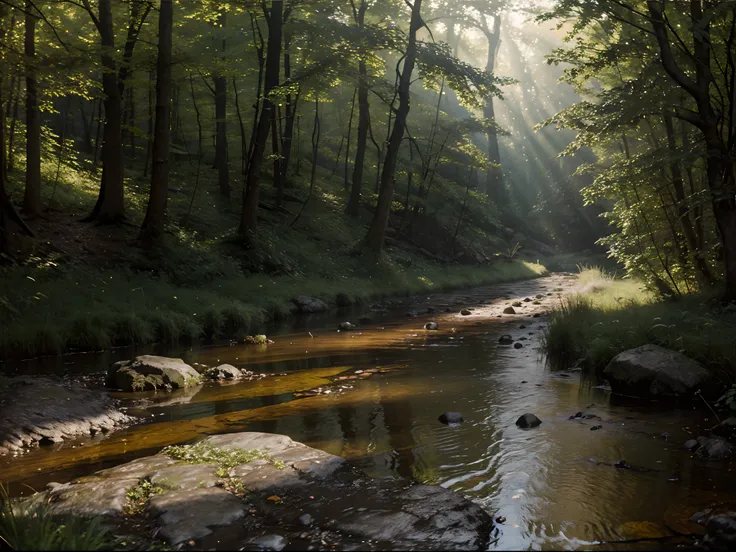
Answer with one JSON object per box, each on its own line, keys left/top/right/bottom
{"left": 87, "top": 0, "right": 125, "bottom": 222}
{"left": 93, "top": 98, "right": 103, "bottom": 168}
{"left": 343, "top": 88, "right": 356, "bottom": 190}
{"left": 79, "top": 96, "right": 93, "bottom": 153}
{"left": 240, "top": 0, "right": 282, "bottom": 243}
{"left": 346, "top": 9, "right": 370, "bottom": 218}
{"left": 0, "top": 7, "right": 33, "bottom": 254}
{"left": 280, "top": 31, "right": 298, "bottom": 180}
{"left": 483, "top": 15, "right": 503, "bottom": 202}
{"left": 271, "top": 107, "right": 284, "bottom": 206}
{"left": 331, "top": 135, "right": 344, "bottom": 179}
{"left": 663, "top": 113, "right": 714, "bottom": 285}
{"left": 140, "top": 0, "right": 173, "bottom": 242}
{"left": 291, "top": 98, "right": 320, "bottom": 227}
{"left": 185, "top": 75, "right": 204, "bottom": 224}
{"left": 232, "top": 78, "right": 247, "bottom": 176}
{"left": 144, "top": 70, "right": 154, "bottom": 176}
{"left": 213, "top": 12, "right": 229, "bottom": 197}
{"left": 364, "top": 0, "right": 423, "bottom": 256}
{"left": 23, "top": 0, "right": 42, "bottom": 218}
{"left": 7, "top": 77, "right": 21, "bottom": 172}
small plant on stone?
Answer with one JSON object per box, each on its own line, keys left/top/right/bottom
{"left": 162, "top": 442, "right": 286, "bottom": 470}
{"left": 217, "top": 476, "right": 247, "bottom": 497}
{"left": 512, "top": 301, "right": 522, "bottom": 308}
{"left": 124, "top": 479, "right": 165, "bottom": 515}
{"left": 244, "top": 334, "right": 270, "bottom": 345}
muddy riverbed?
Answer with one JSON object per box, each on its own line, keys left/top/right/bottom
{"left": 1, "top": 273, "right": 733, "bottom": 550}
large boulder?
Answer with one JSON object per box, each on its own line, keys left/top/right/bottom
{"left": 27, "top": 432, "right": 494, "bottom": 550}
{"left": 291, "top": 296, "right": 329, "bottom": 313}
{"left": 106, "top": 355, "right": 202, "bottom": 392}
{"left": 603, "top": 344, "right": 712, "bottom": 398}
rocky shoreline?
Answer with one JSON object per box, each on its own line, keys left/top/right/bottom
{"left": 22, "top": 432, "right": 497, "bottom": 551}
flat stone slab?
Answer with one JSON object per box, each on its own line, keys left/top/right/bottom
{"left": 0, "top": 376, "right": 129, "bottom": 455}
{"left": 30, "top": 432, "right": 495, "bottom": 550}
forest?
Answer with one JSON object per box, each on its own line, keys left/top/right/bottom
{"left": 2, "top": 0, "right": 736, "bottom": 549}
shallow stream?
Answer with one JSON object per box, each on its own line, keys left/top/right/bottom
{"left": 1, "top": 273, "right": 733, "bottom": 550}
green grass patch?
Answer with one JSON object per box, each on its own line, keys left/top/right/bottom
{"left": 0, "top": 486, "right": 110, "bottom": 550}
{"left": 162, "top": 442, "right": 287, "bottom": 470}
{"left": 124, "top": 479, "right": 167, "bottom": 516}
{"left": 543, "top": 269, "right": 736, "bottom": 387}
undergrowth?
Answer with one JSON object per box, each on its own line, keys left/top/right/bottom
{"left": 162, "top": 442, "right": 287, "bottom": 470}
{"left": 543, "top": 268, "right": 736, "bottom": 388}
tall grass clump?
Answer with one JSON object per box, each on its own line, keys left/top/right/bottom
{"left": 543, "top": 268, "right": 736, "bottom": 386}
{"left": 0, "top": 486, "right": 110, "bottom": 551}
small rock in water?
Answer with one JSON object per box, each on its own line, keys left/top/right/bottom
{"left": 299, "top": 513, "right": 314, "bottom": 526}
{"left": 247, "top": 534, "right": 288, "bottom": 551}
{"left": 516, "top": 413, "right": 542, "bottom": 428}
{"left": 519, "top": 325, "right": 527, "bottom": 329}
{"left": 568, "top": 412, "right": 583, "bottom": 420}
{"left": 503, "top": 307, "right": 516, "bottom": 315}
{"left": 460, "top": 309, "right": 472, "bottom": 316}
{"left": 438, "top": 412, "right": 464, "bottom": 425}
{"left": 590, "top": 425, "right": 603, "bottom": 431}
{"left": 514, "top": 342, "right": 523, "bottom": 349}
{"left": 338, "top": 322, "right": 354, "bottom": 331}
{"left": 614, "top": 460, "right": 631, "bottom": 470}
{"left": 523, "top": 298, "right": 532, "bottom": 302}
{"left": 498, "top": 335, "right": 514, "bottom": 345}
{"left": 533, "top": 313, "right": 541, "bottom": 318}
{"left": 425, "top": 322, "right": 439, "bottom": 331}
{"left": 495, "top": 515, "right": 506, "bottom": 524}
{"left": 684, "top": 439, "right": 700, "bottom": 451}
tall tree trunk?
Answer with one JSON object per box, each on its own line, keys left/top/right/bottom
{"left": 662, "top": 113, "right": 714, "bottom": 285}
{"left": 647, "top": 0, "right": 736, "bottom": 300}
{"left": 364, "top": 0, "right": 423, "bottom": 255}
{"left": 482, "top": 14, "right": 503, "bottom": 202}
{"left": 0, "top": 7, "right": 33, "bottom": 254}
{"left": 280, "top": 31, "right": 298, "bottom": 180}
{"left": 232, "top": 78, "right": 247, "bottom": 176}
{"left": 140, "top": 0, "right": 173, "bottom": 242}
{"left": 185, "top": 75, "right": 204, "bottom": 224}
{"left": 346, "top": 1, "right": 369, "bottom": 218}
{"left": 291, "top": 98, "right": 320, "bottom": 227}
{"left": 240, "top": 0, "right": 282, "bottom": 243}
{"left": 23, "top": 0, "right": 42, "bottom": 218}
{"left": 343, "top": 88, "right": 356, "bottom": 190}
{"left": 144, "top": 70, "right": 154, "bottom": 176}
{"left": 93, "top": 98, "right": 103, "bottom": 168}
{"left": 214, "top": 12, "right": 229, "bottom": 198}
{"left": 7, "top": 76, "right": 22, "bottom": 172}
{"left": 87, "top": 0, "right": 125, "bottom": 222}
{"left": 79, "top": 96, "right": 93, "bottom": 153}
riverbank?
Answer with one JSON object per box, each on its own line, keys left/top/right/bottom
{"left": 543, "top": 269, "right": 736, "bottom": 384}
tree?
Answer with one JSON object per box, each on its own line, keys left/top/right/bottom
{"left": 364, "top": 0, "right": 424, "bottom": 255}
{"left": 213, "top": 10, "right": 230, "bottom": 199}
{"left": 23, "top": 0, "right": 41, "bottom": 218}
{"left": 240, "top": 0, "right": 283, "bottom": 244}
{"left": 140, "top": 0, "right": 173, "bottom": 242}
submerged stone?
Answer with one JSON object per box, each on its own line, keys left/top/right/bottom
{"left": 438, "top": 412, "right": 464, "bottom": 425}
{"left": 515, "top": 413, "right": 542, "bottom": 428}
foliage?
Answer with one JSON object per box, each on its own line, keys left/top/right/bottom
{"left": 0, "top": 486, "right": 110, "bottom": 551}
{"left": 162, "top": 442, "right": 287, "bottom": 470}
{"left": 124, "top": 479, "right": 166, "bottom": 516}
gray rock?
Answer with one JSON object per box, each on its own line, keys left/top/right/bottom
{"left": 338, "top": 322, "right": 354, "bottom": 331}
{"left": 704, "top": 512, "right": 736, "bottom": 551}
{"left": 424, "top": 322, "right": 439, "bottom": 330}
{"left": 516, "top": 413, "right": 542, "bottom": 428}
{"left": 514, "top": 342, "right": 523, "bottom": 349}
{"left": 603, "top": 344, "right": 712, "bottom": 398}
{"left": 150, "top": 463, "right": 220, "bottom": 490}
{"left": 245, "top": 534, "right": 289, "bottom": 551}
{"left": 498, "top": 335, "right": 513, "bottom": 345}
{"left": 149, "top": 487, "right": 247, "bottom": 545}
{"left": 205, "top": 364, "right": 243, "bottom": 380}
{"left": 299, "top": 513, "right": 314, "bottom": 526}
{"left": 291, "top": 296, "right": 329, "bottom": 313}
{"left": 460, "top": 309, "right": 472, "bottom": 316}
{"left": 684, "top": 439, "right": 700, "bottom": 451}
{"left": 438, "top": 412, "right": 464, "bottom": 425}
{"left": 106, "top": 355, "right": 202, "bottom": 392}
{"left": 46, "top": 475, "right": 139, "bottom": 517}
{"left": 0, "top": 376, "right": 129, "bottom": 455}
{"left": 696, "top": 436, "right": 733, "bottom": 459}
{"left": 503, "top": 307, "right": 516, "bottom": 315}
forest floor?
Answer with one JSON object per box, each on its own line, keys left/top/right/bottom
{"left": 543, "top": 269, "right": 736, "bottom": 385}
{"left": 0, "top": 154, "right": 569, "bottom": 360}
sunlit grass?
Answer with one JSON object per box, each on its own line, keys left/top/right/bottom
{"left": 543, "top": 268, "right": 736, "bottom": 385}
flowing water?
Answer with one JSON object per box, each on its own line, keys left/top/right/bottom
{"left": 1, "top": 273, "right": 734, "bottom": 550}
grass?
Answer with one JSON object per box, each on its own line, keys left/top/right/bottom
{"left": 0, "top": 137, "right": 549, "bottom": 360}
{"left": 0, "top": 485, "right": 110, "bottom": 550}
{"left": 543, "top": 268, "right": 736, "bottom": 389}
{"left": 124, "top": 479, "right": 167, "bottom": 516}
{"left": 162, "top": 442, "right": 287, "bottom": 470}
